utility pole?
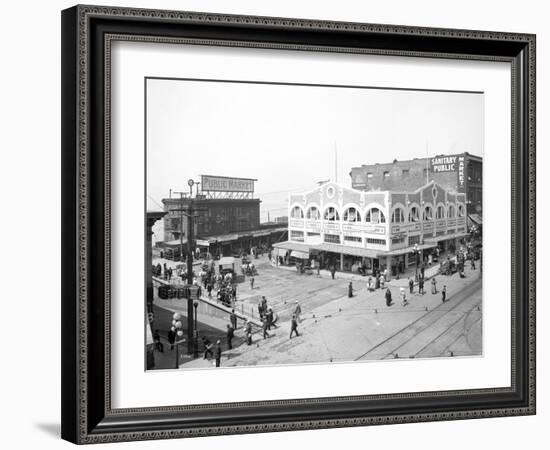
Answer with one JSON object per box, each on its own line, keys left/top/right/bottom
{"left": 173, "top": 180, "right": 207, "bottom": 356}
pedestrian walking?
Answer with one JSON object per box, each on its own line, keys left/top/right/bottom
{"left": 348, "top": 282, "right": 354, "bottom": 298}
{"left": 294, "top": 301, "right": 302, "bottom": 323}
{"left": 250, "top": 276, "right": 255, "bottom": 290}
{"left": 419, "top": 276, "right": 425, "bottom": 295}
{"left": 471, "top": 259, "right": 476, "bottom": 270}
{"left": 262, "top": 317, "right": 269, "bottom": 339}
{"left": 261, "top": 296, "right": 268, "bottom": 314}
{"left": 442, "top": 285, "right": 447, "bottom": 303}
{"left": 167, "top": 326, "right": 176, "bottom": 351}
{"left": 245, "top": 320, "right": 253, "bottom": 345}
{"left": 408, "top": 277, "right": 414, "bottom": 294}
{"left": 266, "top": 307, "right": 274, "bottom": 330}
{"left": 431, "top": 277, "right": 437, "bottom": 294}
{"left": 230, "top": 309, "right": 237, "bottom": 329}
{"left": 400, "top": 287, "right": 408, "bottom": 306}
{"left": 330, "top": 266, "right": 336, "bottom": 280}
{"left": 258, "top": 302, "right": 264, "bottom": 319}
{"left": 289, "top": 314, "right": 300, "bottom": 338}
{"left": 153, "top": 329, "right": 164, "bottom": 353}
{"left": 385, "top": 288, "right": 392, "bottom": 307}
{"left": 226, "top": 324, "right": 234, "bottom": 350}
{"left": 202, "top": 337, "right": 213, "bottom": 359}
{"left": 215, "top": 340, "right": 222, "bottom": 367}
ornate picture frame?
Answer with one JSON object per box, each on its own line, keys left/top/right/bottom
{"left": 61, "top": 5, "right": 536, "bottom": 444}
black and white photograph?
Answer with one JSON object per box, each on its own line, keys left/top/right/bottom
{"left": 145, "top": 78, "right": 484, "bottom": 370}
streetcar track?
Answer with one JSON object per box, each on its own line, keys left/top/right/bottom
{"left": 354, "top": 277, "right": 482, "bottom": 361}
{"left": 410, "top": 303, "right": 481, "bottom": 358}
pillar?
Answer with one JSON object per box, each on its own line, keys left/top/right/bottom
{"left": 340, "top": 252, "right": 344, "bottom": 271}
{"left": 386, "top": 256, "right": 392, "bottom": 280}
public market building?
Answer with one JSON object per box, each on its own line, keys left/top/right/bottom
{"left": 273, "top": 181, "right": 468, "bottom": 277}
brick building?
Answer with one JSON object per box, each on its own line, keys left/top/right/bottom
{"left": 160, "top": 175, "right": 286, "bottom": 258}
{"left": 162, "top": 197, "right": 261, "bottom": 241}
{"left": 350, "top": 152, "right": 482, "bottom": 217}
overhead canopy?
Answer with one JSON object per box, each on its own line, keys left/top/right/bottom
{"left": 290, "top": 250, "right": 310, "bottom": 259}
{"left": 468, "top": 214, "right": 483, "bottom": 226}
{"left": 381, "top": 243, "right": 437, "bottom": 256}
{"left": 315, "top": 243, "right": 378, "bottom": 259}
{"left": 424, "top": 231, "right": 469, "bottom": 244}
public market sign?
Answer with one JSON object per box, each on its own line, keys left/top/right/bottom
{"left": 430, "top": 155, "right": 459, "bottom": 172}
{"left": 201, "top": 175, "right": 255, "bottom": 192}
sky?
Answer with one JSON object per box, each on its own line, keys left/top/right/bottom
{"left": 146, "top": 78, "right": 483, "bottom": 225}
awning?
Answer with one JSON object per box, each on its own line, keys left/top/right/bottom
{"left": 273, "top": 241, "right": 311, "bottom": 252}
{"left": 380, "top": 242, "right": 437, "bottom": 256}
{"left": 468, "top": 214, "right": 483, "bottom": 226}
{"left": 160, "top": 239, "right": 188, "bottom": 247}
{"left": 212, "top": 233, "right": 239, "bottom": 243}
{"left": 424, "top": 231, "right": 469, "bottom": 244}
{"left": 290, "top": 250, "right": 310, "bottom": 259}
{"left": 315, "top": 243, "right": 378, "bottom": 259}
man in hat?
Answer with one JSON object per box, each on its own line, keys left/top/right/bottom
{"left": 215, "top": 340, "right": 222, "bottom": 367}
{"left": 262, "top": 317, "right": 270, "bottom": 340}
{"left": 245, "top": 320, "right": 253, "bottom": 345}
{"left": 230, "top": 309, "right": 237, "bottom": 329}
{"left": 442, "top": 285, "right": 447, "bottom": 303}
{"left": 408, "top": 277, "right": 414, "bottom": 295}
{"left": 226, "top": 324, "right": 234, "bottom": 350}
{"left": 385, "top": 288, "right": 392, "bottom": 307}
{"left": 266, "top": 307, "right": 274, "bottom": 330}
{"left": 294, "top": 301, "right": 302, "bottom": 323}
{"left": 289, "top": 314, "right": 300, "bottom": 339}
{"left": 348, "top": 282, "right": 354, "bottom": 298}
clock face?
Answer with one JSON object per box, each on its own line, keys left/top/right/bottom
{"left": 188, "top": 179, "right": 194, "bottom": 187}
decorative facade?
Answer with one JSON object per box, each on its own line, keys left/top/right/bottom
{"left": 275, "top": 181, "right": 468, "bottom": 275}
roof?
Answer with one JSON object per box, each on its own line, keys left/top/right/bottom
{"left": 218, "top": 257, "right": 236, "bottom": 265}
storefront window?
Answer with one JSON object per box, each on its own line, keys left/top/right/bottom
{"left": 343, "top": 207, "right": 361, "bottom": 222}
{"left": 290, "top": 205, "right": 304, "bottom": 219}
{"left": 448, "top": 204, "right": 456, "bottom": 218}
{"left": 324, "top": 233, "right": 341, "bottom": 244}
{"left": 423, "top": 205, "right": 433, "bottom": 220}
{"left": 408, "top": 206, "right": 420, "bottom": 222}
{"left": 436, "top": 204, "right": 446, "bottom": 219}
{"left": 306, "top": 206, "right": 320, "bottom": 220}
{"left": 391, "top": 207, "right": 405, "bottom": 223}
{"left": 365, "top": 207, "right": 385, "bottom": 223}
{"left": 324, "top": 206, "right": 340, "bottom": 221}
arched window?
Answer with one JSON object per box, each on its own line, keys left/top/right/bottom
{"left": 408, "top": 206, "right": 420, "bottom": 222}
{"left": 324, "top": 206, "right": 340, "bottom": 221}
{"left": 343, "top": 207, "right": 361, "bottom": 222}
{"left": 448, "top": 204, "right": 456, "bottom": 218}
{"left": 436, "top": 204, "right": 446, "bottom": 219}
{"left": 423, "top": 205, "right": 433, "bottom": 220}
{"left": 391, "top": 207, "right": 405, "bottom": 223}
{"left": 458, "top": 204, "right": 466, "bottom": 217}
{"left": 290, "top": 205, "right": 304, "bottom": 219}
{"left": 365, "top": 207, "right": 385, "bottom": 224}
{"left": 306, "top": 206, "right": 320, "bottom": 220}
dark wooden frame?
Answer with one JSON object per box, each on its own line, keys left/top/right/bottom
{"left": 61, "top": 4, "right": 536, "bottom": 444}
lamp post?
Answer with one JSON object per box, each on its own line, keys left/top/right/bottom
{"left": 193, "top": 301, "right": 199, "bottom": 358}
{"left": 414, "top": 243, "right": 420, "bottom": 282}
{"left": 172, "top": 312, "right": 185, "bottom": 369}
